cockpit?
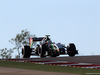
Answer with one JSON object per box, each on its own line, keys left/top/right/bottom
{"left": 40, "top": 36, "right": 52, "bottom": 45}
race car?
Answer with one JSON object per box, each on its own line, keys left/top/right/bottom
{"left": 22, "top": 35, "right": 78, "bottom": 58}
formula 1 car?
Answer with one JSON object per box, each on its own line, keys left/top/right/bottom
{"left": 22, "top": 35, "right": 78, "bottom": 58}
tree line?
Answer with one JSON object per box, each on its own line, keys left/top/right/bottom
{"left": 0, "top": 29, "right": 35, "bottom": 59}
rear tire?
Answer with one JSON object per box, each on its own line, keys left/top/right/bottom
{"left": 51, "top": 54, "right": 57, "bottom": 57}
{"left": 22, "top": 46, "right": 31, "bottom": 58}
{"left": 39, "top": 44, "right": 46, "bottom": 57}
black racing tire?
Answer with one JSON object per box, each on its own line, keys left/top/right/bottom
{"left": 68, "top": 53, "right": 75, "bottom": 57}
{"left": 67, "top": 43, "right": 76, "bottom": 57}
{"left": 51, "top": 53, "right": 57, "bottom": 57}
{"left": 39, "top": 44, "right": 46, "bottom": 57}
{"left": 22, "top": 46, "right": 31, "bottom": 58}
{"left": 67, "top": 43, "right": 76, "bottom": 50}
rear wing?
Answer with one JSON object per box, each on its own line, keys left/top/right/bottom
{"left": 29, "top": 37, "right": 44, "bottom": 48}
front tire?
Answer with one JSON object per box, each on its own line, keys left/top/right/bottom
{"left": 68, "top": 53, "right": 75, "bottom": 57}
{"left": 22, "top": 46, "right": 31, "bottom": 58}
{"left": 67, "top": 43, "right": 77, "bottom": 57}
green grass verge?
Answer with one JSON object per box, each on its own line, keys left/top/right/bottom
{"left": 0, "top": 61, "right": 100, "bottom": 75}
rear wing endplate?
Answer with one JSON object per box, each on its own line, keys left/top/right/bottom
{"left": 29, "top": 37, "right": 44, "bottom": 48}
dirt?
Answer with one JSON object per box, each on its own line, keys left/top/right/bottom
{"left": 0, "top": 67, "right": 80, "bottom": 75}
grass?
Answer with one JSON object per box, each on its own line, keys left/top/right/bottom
{"left": 0, "top": 60, "right": 100, "bottom": 75}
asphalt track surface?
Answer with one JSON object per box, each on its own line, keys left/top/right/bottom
{"left": 3, "top": 55, "right": 100, "bottom": 64}
{"left": 30, "top": 55, "right": 100, "bottom": 65}
{"left": 18, "top": 55, "right": 100, "bottom": 65}
{"left": 40, "top": 55, "right": 100, "bottom": 65}
{"left": 1, "top": 55, "right": 100, "bottom": 69}
{"left": 1, "top": 55, "right": 100, "bottom": 75}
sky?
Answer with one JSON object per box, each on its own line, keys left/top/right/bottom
{"left": 0, "top": 0, "right": 100, "bottom": 57}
